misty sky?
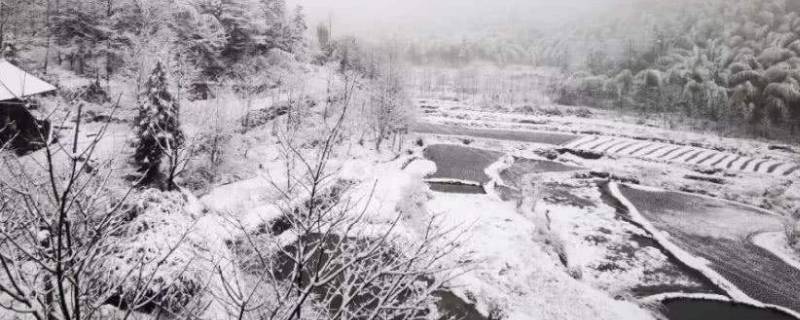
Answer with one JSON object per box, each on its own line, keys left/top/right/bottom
{"left": 287, "top": 0, "right": 633, "bottom": 40}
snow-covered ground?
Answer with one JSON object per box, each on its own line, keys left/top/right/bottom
{"left": 413, "top": 98, "right": 800, "bottom": 217}
{"left": 408, "top": 100, "right": 800, "bottom": 318}
{"left": 19, "top": 63, "right": 800, "bottom": 319}
{"left": 540, "top": 185, "right": 713, "bottom": 297}
{"left": 424, "top": 191, "right": 655, "bottom": 320}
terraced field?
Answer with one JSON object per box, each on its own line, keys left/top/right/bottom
{"left": 564, "top": 136, "right": 799, "bottom": 176}
{"left": 415, "top": 103, "right": 800, "bottom": 319}
{"left": 619, "top": 185, "right": 800, "bottom": 314}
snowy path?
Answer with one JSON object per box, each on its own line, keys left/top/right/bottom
{"left": 563, "top": 135, "right": 799, "bottom": 176}
{"left": 617, "top": 185, "right": 800, "bottom": 314}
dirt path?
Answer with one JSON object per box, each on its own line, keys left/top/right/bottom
{"left": 618, "top": 185, "right": 800, "bottom": 313}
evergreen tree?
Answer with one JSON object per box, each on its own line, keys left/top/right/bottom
{"left": 51, "top": 0, "right": 106, "bottom": 74}
{"left": 171, "top": 2, "right": 227, "bottom": 99}
{"left": 289, "top": 5, "right": 307, "bottom": 53}
{"left": 256, "top": 0, "right": 288, "bottom": 52}
{"left": 261, "top": 0, "right": 286, "bottom": 23}
{"left": 133, "top": 62, "right": 184, "bottom": 189}
{"left": 196, "top": 0, "right": 255, "bottom": 65}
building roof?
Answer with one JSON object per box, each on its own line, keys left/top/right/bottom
{"left": 0, "top": 59, "right": 57, "bottom": 101}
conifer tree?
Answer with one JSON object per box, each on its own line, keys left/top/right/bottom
{"left": 133, "top": 62, "right": 184, "bottom": 189}
{"left": 289, "top": 5, "right": 307, "bottom": 53}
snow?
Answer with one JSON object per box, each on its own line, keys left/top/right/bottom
{"left": 404, "top": 159, "right": 438, "bottom": 178}
{"left": 752, "top": 232, "right": 800, "bottom": 272}
{"left": 0, "top": 59, "right": 57, "bottom": 100}
{"left": 344, "top": 158, "right": 432, "bottom": 234}
{"left": 420, "top": 101, "right": 797, "bottom": 162}
{"left": 541, "top": 192, "right": 705, "bottom": 296}
{"left": 201, "top": 177, "right": 273, "bottom": 216}
{"left": 103, "top": 190, "right": 239, "bottom": 315}
{"left": 640, "top": 292, "right": 731, "bottom": 303}
{"left": 339, "top": 158, "right": 376, "bottom": 181}
{"left": 484, "top": 153, "right": 515, "bottom": 188}
{"left": 425, "top": 191, "right": 655, "bottom": 320}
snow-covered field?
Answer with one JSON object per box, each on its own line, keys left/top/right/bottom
{"left": 424, "top": 191, "right": 655, "bottom": 320}
{"left": 405, "top": 98, "right": 800, "bottom": 319}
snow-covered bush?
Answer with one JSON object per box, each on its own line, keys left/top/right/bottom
{"left": 100, "top": 189, "right": 220, "bottom": 313}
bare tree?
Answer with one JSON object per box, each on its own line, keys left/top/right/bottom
{"left": 368, "top": 55, "right": 414, "bottom": 152}
{"left": 231, "top": 57, "right": 272, "bottom": 132}
{"left": 0, "top": 102, "right": 194, "bottom": 320}
{"left": 212, "top": 98, "right": 463, "bottom": 320}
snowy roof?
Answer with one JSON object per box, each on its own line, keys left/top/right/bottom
{"left": 0, "top": 59, "right": 57, "bottom": 101}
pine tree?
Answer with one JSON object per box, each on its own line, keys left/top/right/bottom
{"left": 171, "top": 2, "right": 226, "bottom": 99}
{"left": 133, "top": 62, "right": 184, "bottom": 189}
{"left": 316, "top": 23, "right": 330, "bottom": 54}
{"left": 261, "top": 0, "right": 285, "bottom": 23}
{"left": 289, "top": 5, "right": 307, "bottom": 53}
{"left": 217, "top": 0, "right": 255, "bottom": 64}
{"left": 51, "top": 0, "right": 106, "bottom": 74}
{"left": 256, "top": 0, "right": 288, "bottom": 52}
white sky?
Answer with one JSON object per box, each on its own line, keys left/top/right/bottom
{"left": 287, "top": 0, "right": 635, "bottom": 40}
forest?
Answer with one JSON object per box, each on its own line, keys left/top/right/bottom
{"left": 553, "top": 0, "right": 800, "bottom": 139}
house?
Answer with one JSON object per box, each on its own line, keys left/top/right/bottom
{"left": 0, "top": 59, "right": 57, "bottom": 154}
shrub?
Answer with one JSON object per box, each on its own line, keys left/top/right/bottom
{"left": 101, "top": 189, "right": 218, "bottom": 313}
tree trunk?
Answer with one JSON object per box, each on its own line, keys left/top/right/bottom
{"left": 0, "top": 22, "right": 4, "bottom": 56}
{"left": 44, "top": 0, "right": 52, "bottom": 72}
{"left": 105, "top": 0, "right": 113, "bottom": 90}
{"left": 375, "top": 127, "right": 385, "bottom": 152}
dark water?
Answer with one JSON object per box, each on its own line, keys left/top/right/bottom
{"left": 435, "top": 291, "right": 487, "bottom": 320}
{"left": 662, "top": 298, "right": 797, "bottom": 320}
{"left": 428, "top": 182, "right": 486, "bottom": 194}
{"left": 423, "top": 144, "right": 503, "bottom": 183}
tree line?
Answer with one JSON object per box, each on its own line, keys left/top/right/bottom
{"left": 1, "top": 0, "right": 307, "bottom": 99}
{"left": 558, "top": 0, "right": 800, "bottom": 139}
